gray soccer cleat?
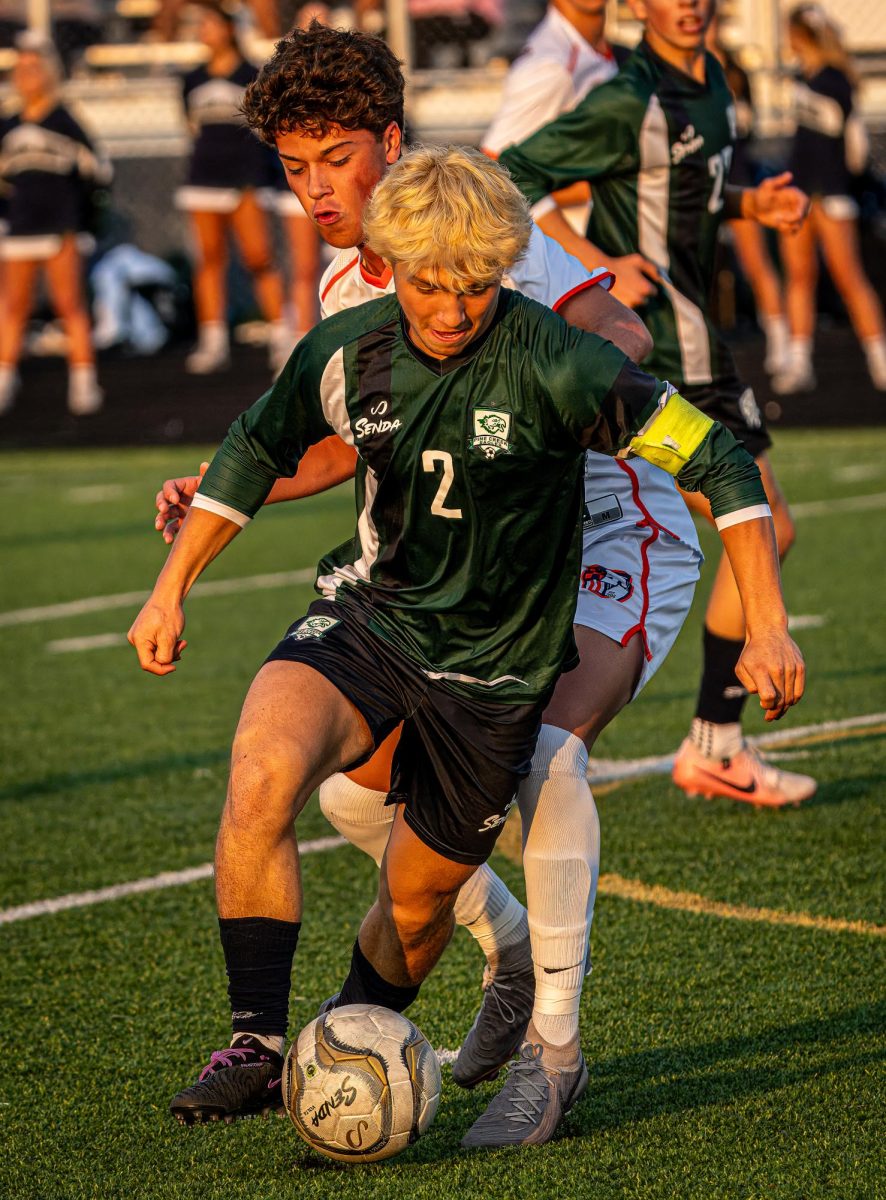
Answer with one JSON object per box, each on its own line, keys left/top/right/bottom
{"left": 461, "top": 1038, "right": 588, "bottom": 1147}
{"left": 451, "top": 938, "right": 536, "bottom": 1089}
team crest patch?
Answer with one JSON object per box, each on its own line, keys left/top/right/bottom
{"left": 580, "top": 564, "right": 634, "bottom": 603}
{"left": 738, "top": 387, "right": 762, "bottom": 430}
{"left": 288, "top": 615, "right": 341, "bottom": 641}
{"left": 469, "top": 408, "right": 513, "bottom": 459}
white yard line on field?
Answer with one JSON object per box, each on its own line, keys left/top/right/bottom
{"left": 2, "top": 713, "right": 884, "bottom": 933}
{"left": 67, "top": 484, "right": 128, "bottom": 504}
{"left": 47, "top": 632, "right": 130, "bottom": 654}
{"left": 589, "top": 711, "right": 886, "bottom": 784}
{"left": 787, "top": 614, "right": 827, "bottom": 631}
{"left": 0, "top": 568, "right": 316, "bottom": 629}
{"left": 791, "top": 491, "right": 886, "bottom": 518}
{"left": 0, "top": 836, "right": 346, "bottom": 926}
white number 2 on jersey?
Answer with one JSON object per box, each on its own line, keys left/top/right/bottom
{"left": 707, "top": 146, "right": 734, "bottom": 214}
{"left": 422, "top": 450, "right": 463, "bottom": 519}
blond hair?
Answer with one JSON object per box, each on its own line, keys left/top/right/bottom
{"left": 363, "top": 145, "right": 532, "bottom": 289}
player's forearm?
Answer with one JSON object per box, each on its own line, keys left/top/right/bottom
{"left": 559, "top": 286, "right": 653, "bottom": 363}
{"left": 151, "top": 507, "right": 242, "bottom": 602}
{"left": 266, "top": 436, "right": 357, "bottom": 503}
{"left": 719, "top": 518, "right": 788, "bottom": 635}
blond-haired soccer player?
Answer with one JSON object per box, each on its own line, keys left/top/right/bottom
{"left": 131, "top": 145, "right": 804, "bottom": 1144}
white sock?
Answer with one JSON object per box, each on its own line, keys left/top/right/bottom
{"left": 452, "top": 864, "right": 528, "bottom": 960}
{"left": 862, "top": 335, "right": 886, "bottom": 388}
{"left": 197, "top": 321, "right": 228, "bottom": 353}
{"left": 519, "top": 725, "right": 598, "bottom": 1047}
{"left": 787, "top": 337, "right": 813, "bottom": 370}
{"left": 689, "top": 718, "right": 744, "bottom": 761}
{"left": 318, "top": 774, "right": 392, "bottom": 867}
{"left": 761, "top": 314, "right": 789, "bottom": 371}
{"left": 233, "top": 1031, "right": 284, "bottom": 1055}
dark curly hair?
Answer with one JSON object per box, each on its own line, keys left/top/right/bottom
{"left": 242, "top": 22, "right": 405, "bottom": 146}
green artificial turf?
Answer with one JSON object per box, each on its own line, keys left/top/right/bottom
{"left": 1, "top": 433, "right": 884, "bottom": 1199}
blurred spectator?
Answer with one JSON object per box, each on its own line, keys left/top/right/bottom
{"left": 0, "top": 1, "right": 25, "bottom": 48}
{"left": 0, "top": 34, "right": 110, "bottom": 415}
{"left": 775, "top": 3, "right": 886, "bottom": 393}
{"left": 175, "top": 0, "right": 287, "bottom": 374}
{"left": 153, "top": 0, "right": 281, "bottom": 41}
{"left": 409, "top": 0, "right": 502, "bottom": 68}
{"left": 91, "top": 243, "right": 181, "bottom": 355}
{"left": 706, "top": 13, "right": 789, "bottom": 376}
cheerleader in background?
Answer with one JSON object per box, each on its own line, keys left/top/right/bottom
{"left": 775, "top": 4, "right": 886, "bottom": 394}
{"left": 0, "top": 35, "right": 110, "bottom": 415}
{"left": 176, "top": 0, "right": 287, "bottom": 374}
{"left": 706, "top": 15, "right": 790, "bottom": 378}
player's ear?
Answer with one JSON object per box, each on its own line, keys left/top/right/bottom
{"left": 383, "top": 121, "right": 403, "bottom": 165}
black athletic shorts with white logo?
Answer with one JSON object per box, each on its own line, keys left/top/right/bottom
{"left": 265, "top": 596, "right": 545, "bottom": 866}
{"left": 683, "top": 370, "right": 772, "bottom": 460}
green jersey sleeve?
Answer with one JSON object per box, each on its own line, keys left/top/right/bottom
{"left": 676, "top": 423, "right": 767, "bottom": 521}
{"left": 500, "top": 74, "right": 646, "bottom": 203}
{"left": 197, "top": 337, "right": 335, "bottom": 520}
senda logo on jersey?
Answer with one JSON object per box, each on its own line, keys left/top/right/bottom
{"left": 469, "top": 408, "right": 513, "bottom": 459}
{"left": 671, "top": 124, "right": 705, "bottom": 164}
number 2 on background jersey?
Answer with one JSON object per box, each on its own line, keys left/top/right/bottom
{"left": 707, "top": 146, "right": 734, "bottom": 214}
{"left": 422, "top": 450, "right": 463, "bottom": 519}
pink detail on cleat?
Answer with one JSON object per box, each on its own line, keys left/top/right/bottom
{"left": 671, "top": 738, "right": 817, "bottom": 808}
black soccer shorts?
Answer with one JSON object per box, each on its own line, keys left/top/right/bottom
{"left": 265, "top": 596, "right": 545, "bottom": 866}
{"left": 683, "top": 370, "right": 772, "bottom": 460}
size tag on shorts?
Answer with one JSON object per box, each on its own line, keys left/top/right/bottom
{"left": 583, "top": 493, "right": 623, "bottom": 529}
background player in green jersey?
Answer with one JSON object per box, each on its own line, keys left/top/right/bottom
{"left": 501, "top": 0, "right": 818, "bottom": 810}
{"left": 129, "top": 146, "right": 804, "bottom": 1145}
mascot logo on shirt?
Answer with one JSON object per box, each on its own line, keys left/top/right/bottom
{"left": 289, "top": 615, "right": 341, "bottom": 641}
{"left": 580, "top": 564, "right": 634, "bottom": 603}
{"left": 470, "top": 408, "right": 513, "bottom": 459}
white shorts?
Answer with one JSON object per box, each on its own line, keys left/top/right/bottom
{"left": 574, "top": 456, "right": 703, "bottom": 696}
{"left": 817, "top": 194, "right": 860, "bottom": 221}
{"left": 0, "top": 232, "right": 94, "bottom": 261}
{"left": 175, "top": 186, "right": 248, "bottom": 214}
{"left": 261, "top": 188, "right": 309, "bottom": 218}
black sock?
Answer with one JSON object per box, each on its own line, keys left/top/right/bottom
{"left": 695, "top": 627, "right": 748, "bottom": 725}
{"left": 218, "top": 916, "right": 300, "bottom": 1038}
{"left": 337, "top": 938, "right": 420, "bottom": 1013}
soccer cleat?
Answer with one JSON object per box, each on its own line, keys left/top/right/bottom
{"left": 452, "top": 937, "right": 536, "bottom": 1089}
{"left": 671, "top": 738, "right": 817, "bottom": 808}
{"left": 461, "top": 1038, "right": 588, "bottom": 1147}
{"left": 169, "top": 1034, "right": 284, "bottom": 1126}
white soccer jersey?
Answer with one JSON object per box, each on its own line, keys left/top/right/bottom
{"left": 482, "top": 8, "right": 618, "bottom": 156}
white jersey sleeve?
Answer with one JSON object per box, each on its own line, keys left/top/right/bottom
{"left": 483, "top": 56, "right": 576, "bottom": 157}
{"left": 319, "top": 248, "right": 394, "bottom": 318}
{"left": 504, "top": 224, "right": 613, "bottom": 310}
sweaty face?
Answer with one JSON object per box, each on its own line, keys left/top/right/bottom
{"left": 275, "top": 123, "right": 401, "bottom": 250}
{"left": 630, "top": 0, "right": 711, "bottom": 54}
{"left": 394, "top": 265, "right": 501, "bottom": 361}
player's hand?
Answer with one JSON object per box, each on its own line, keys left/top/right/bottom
{"left": 127, "top": 596, "right": 187, "bottom": 676}
{"left": 735, "top": 628, "right": 806, "bottom": 722}
{"left": 749, "top": 173, "right": 810, "bottom": 235}
{"left": 608, "top": 254, "right": 660, "bottom": 309}
{"left": 154, "top": 462, "right": 209, "bottom": 544}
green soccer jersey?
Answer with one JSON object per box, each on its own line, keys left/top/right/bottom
{"left": 501, "top": 40, "right": 738, "bottom": 388}
{"left": 196, "top": 289, "right": 763, "bottom": 704}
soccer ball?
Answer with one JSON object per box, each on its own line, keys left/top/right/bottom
{"left": 283, "top": 1004, "right": 442, "bottom": 1163}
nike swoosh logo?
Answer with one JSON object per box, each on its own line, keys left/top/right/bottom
{"left": 697, "top": 768, "right": 757, "bottom": 795}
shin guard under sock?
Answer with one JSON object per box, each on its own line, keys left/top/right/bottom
{"left": 218, "top": 916, "right": 301, "bottom": 1038}
{"left": 337, "top": 938, "right": 420, "bottom": 1013}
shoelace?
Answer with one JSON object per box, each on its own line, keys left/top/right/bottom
{"left": 500, "top": 1044, "right": 550, "bottom": 1127}
{"left": 480, "top": 964, "right": 519, "bottom": 1026}
{"left": 198, "top": 1046, "right": 267, "bottom": 1082}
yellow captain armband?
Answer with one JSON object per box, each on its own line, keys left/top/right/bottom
{"left": 623, "top": 390, "right": 714, "bottom": 476}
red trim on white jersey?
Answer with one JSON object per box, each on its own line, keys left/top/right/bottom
{"left": 359, "top": 259, "right": 392, "bottom": 289}
{"left": 614, "top": 458, "right": 657, "bottom": 660}
{"left": 552, "top": 270, "right": 615, "bottom": 312}
{"left": 320, "top": 254, "right": 360, "bottom": 304}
